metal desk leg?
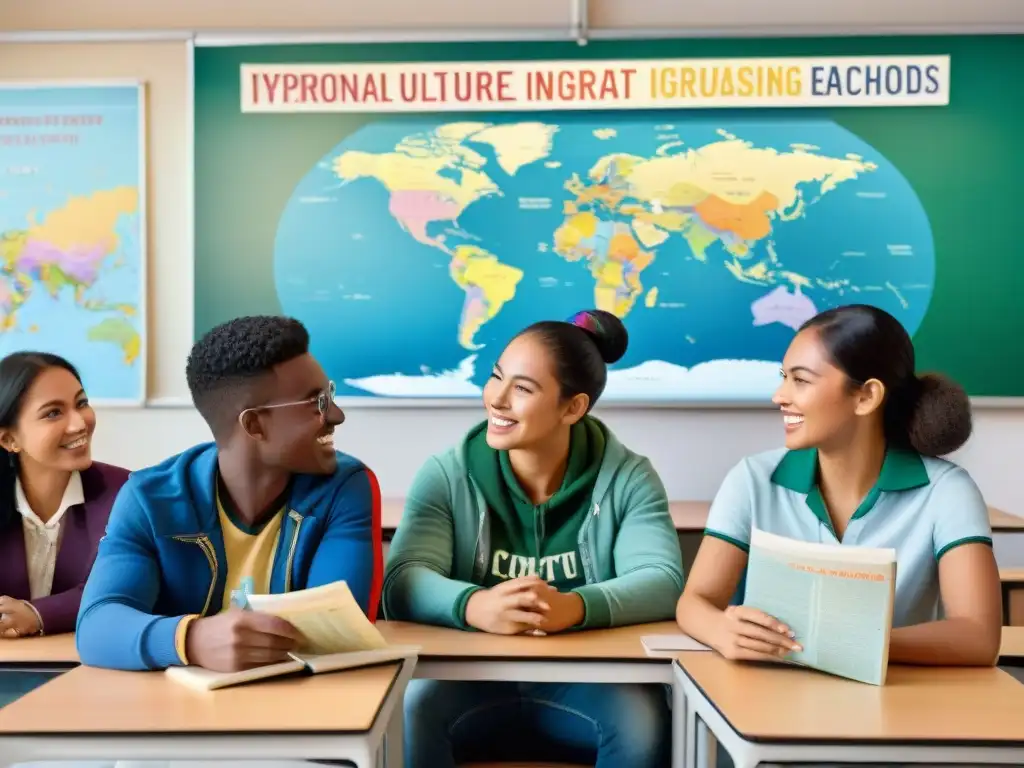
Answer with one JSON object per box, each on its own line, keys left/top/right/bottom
{"left": 696, "top": 716, "right": 717, "bottom": 768}
{"left": 684, "top": 694, "right": 698, "bottom": 768}
{"left": 384, "top": 697, "right": 404, "bottom": 768}
{"left": 672, "top": 668, "right": 688, "bottom": 768}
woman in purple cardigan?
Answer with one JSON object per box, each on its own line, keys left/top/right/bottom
{"left": 0, "top": 352, "right": 128, "bottom": 641}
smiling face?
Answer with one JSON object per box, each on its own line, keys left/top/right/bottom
{"left": 772, "top": 327, "right": 884, "bottom": 451}
{"left": 243, "top": 353, "right": 344, "bottom": 475}
{"left": 482, "top": 333, "right": 587, "bottom": 451}
{"left": 0, "top": 366, "right": 96, "bottom": 474}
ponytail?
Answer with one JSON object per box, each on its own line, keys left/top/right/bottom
{"left": 904, "top": 372, "right": 972, "bottom": 457}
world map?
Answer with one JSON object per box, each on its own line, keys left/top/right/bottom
{"left": 274, "top": 115, "right": 935, "bottom": 402}
{"left": 0, "top": 85, "right": 144, "bottom": 403}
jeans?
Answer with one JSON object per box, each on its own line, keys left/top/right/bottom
{"left": 403, "top": 679, "right": 671, "bottom": 768}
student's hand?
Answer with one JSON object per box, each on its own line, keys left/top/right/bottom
{"left": 0, "top": 597, "right": 41, "bottom": 638}
{"left": 465, "top": 577, "right": 550, "bottom": 635}
{"left": 525, "top": 581, "right": 585, "bottom": 634}
{"left": 184, "top": 608, "right": 303, "bottom": 672}
{"left": 715, "top": 605, "right": 802, "bottom": 662}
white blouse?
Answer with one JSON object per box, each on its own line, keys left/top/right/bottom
{"left": 17, "top": 472, "right": 84, "bottom": 599}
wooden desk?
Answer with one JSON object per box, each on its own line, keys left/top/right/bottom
{"left": 1001, "top": 568, "right": 1024, "bottom": 626}
{"left": 0, "top": 633, "right": 78, "bottom": 668}
{"left": 1001, "top": 626, "right": 1024, "bottom": 660}
{"left": 382, "top": 499, "right": 1021, "bottom": 536}
{"left": 379, "top": 621, "right": 686, "bottom": 766}
{"left": 382, "top": 498, "right": 403, "bottom": 534}
{"left": 379, "top": 620, "right": 675, "bottom": 685}
{"left": 0, "top": 660, "right": 415, "bottom": 768}
{"left": 668, "top": 502, "right": 711, "bottom": 531}
{"left": 991, "top": 507, "right": 1024, "bottom": 532}
{"left": 379, "top": 620, "right": 674, "bottom": 663}
{"left": 674, "top": 652, "right": 1024, "bottom": 768}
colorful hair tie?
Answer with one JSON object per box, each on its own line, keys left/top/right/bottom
{"left": 567, "top": 310, "right": 601, "bottom": 335}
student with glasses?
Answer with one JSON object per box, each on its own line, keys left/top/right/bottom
{"left": 76, "top": 315, "right": 382, "bottom": 672}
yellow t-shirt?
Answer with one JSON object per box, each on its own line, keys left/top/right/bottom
{"left": 217, "top": 489, "right": 284, "bottom": 612}
{"left": 174, "top": 486, "right": 287, "bottom": 663}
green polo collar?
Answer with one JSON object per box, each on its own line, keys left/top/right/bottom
{"left": 771, "top": 447, "right": 930, "bottom": 534}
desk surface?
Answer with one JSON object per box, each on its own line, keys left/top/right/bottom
{"left": 0, "top": 633, "right": 78, "bottom": 664}
{"left": 1001, "top": 626, "right": 1024, "bottom": 658}
{"left": 1000, "top": 568, "right": 1024, "bottom": 584}
{"left": 0, "top": 662, "right": 402, "bottom": 734}
{"left": 990, "top": 508, "right": 1024, "bottom": 531}
{"left": 383, "top": 499, "right": 1021, "bottom": 533}
{"left": 677, "top": 652, "right": 1024, "bottom": 744}
{"left": 379, "top": 620, "right": 676, "bottom": 661}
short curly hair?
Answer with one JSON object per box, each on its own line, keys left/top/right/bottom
{"left": 186, "top": 315, "right": 310, "bottom": 437}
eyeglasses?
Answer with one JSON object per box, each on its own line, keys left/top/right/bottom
{"left": 238, "top": 381, "right": 336, "bottom": 427}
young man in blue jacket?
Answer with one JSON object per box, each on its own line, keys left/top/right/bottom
{"left": 76, "top": 315, "right": 382, "bottom": 672}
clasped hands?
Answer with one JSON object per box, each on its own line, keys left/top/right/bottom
{"left": 465, "top": 575, "right": 584, "bottom": 636}
{"left": 0, "top": 596, "right": 42, "bottom": 638}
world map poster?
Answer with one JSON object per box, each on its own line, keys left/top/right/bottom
{"left": 0, "top": 83, "right": 146, "bottom": 404}
{"left": 195, "top": 37, "right": 1024, "bottom": 402}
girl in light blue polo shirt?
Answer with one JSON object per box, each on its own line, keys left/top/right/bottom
{"left": 677, "top": 304, "right": 1002, "bottom": 667}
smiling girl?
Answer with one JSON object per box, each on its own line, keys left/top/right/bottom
{"left": 0, "top": 352, "right": 128, "bottom": 641}
{"left": 384, "top": 309, "right": 684, "bottom": 767}
{"left": 676, "top": 304, "right": 1001, "bottom": 667}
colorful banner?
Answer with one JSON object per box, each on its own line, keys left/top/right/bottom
{"left": 241, "top": 55, "right": 950, "bottom": 112}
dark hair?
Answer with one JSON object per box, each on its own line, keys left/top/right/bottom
{"left": 0, "top": 352, "right": 82, "bottom": 531}
{"left": 800, "top": 304, "right": 971, "bottom": 457}
{"left": 517, "top": 309, "right": 628, "bottom": 411}
{"left": 186, "top": 315, "right": 310, "bottom": 438}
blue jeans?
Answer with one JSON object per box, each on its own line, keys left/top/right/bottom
{"left": 403, "top": 679, "right": 671, "bottom": 768}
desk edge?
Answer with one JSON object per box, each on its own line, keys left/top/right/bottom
{"left": 672, "top": 658, "right": 1024, "bottom": 746}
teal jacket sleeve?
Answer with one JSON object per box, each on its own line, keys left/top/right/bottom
{"left": 573, "top": 457, "right": 685, "bottom": 628}
{"left": 381, "top": 456, "right": 482, "bottom": 628}
{"left": 75, "top": 480, "right": 188, "bottom": 671}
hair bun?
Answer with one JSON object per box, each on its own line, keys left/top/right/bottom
{"left": 907, "top": 372, "right": 972, "bottom": 457}
{"left": 568, "top": 309, "right": 629, "bottom": 364}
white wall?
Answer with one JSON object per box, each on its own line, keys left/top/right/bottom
{"left": 92, "top": 406, "right": 1024, "bottom": 510}
{"left": 1, "top": 2, "right": 1023, "bottom": 518}
{"left": 3, "top": 0, "right": 1023, "bottom": 36}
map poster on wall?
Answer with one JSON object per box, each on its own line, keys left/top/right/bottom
{"left": 0, "top": 82, "right": 146, "bottom": 405}
{"left": 194, "top": 38, "right": 1024, "bottom": 403}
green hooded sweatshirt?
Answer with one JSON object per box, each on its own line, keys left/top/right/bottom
{"left": 382, "top": 416, "right": 685, "bottom": 629}
{"left": 466, "top": 416, "right": 604, "bottom": 593}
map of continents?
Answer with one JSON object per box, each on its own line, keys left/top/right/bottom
{"left": 274, "top": 116, "right": 933, "bottom": 401}
{"left": 0, "top": 85, "right": 144, "bottom": 403}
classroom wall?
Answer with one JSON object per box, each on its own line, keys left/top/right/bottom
{"left": 3, "top": 0, "right": 1022, "bottom": 35}
{"left": 2, "top": 4, "right": 1023, "bottom": 523}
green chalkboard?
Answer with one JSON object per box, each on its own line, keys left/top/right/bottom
{"left": 194, "top": 35, "right": 1024, "bottom": 399}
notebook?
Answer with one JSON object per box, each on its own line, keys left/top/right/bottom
{"left": 640, "top": 633, "right": 711, "bottom": 656}
{"left": 742, "top": 527, "right": 897, "bottom": 686}
{"left": 166, "top": 580, "right": 419, "bottom": 691}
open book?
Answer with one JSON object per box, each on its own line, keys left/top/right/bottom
{"left": 742, "top": 527, "right": 896, "bottom": 686}
{"left": 166, "top": 581, "right": 419, "bottom": 691}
